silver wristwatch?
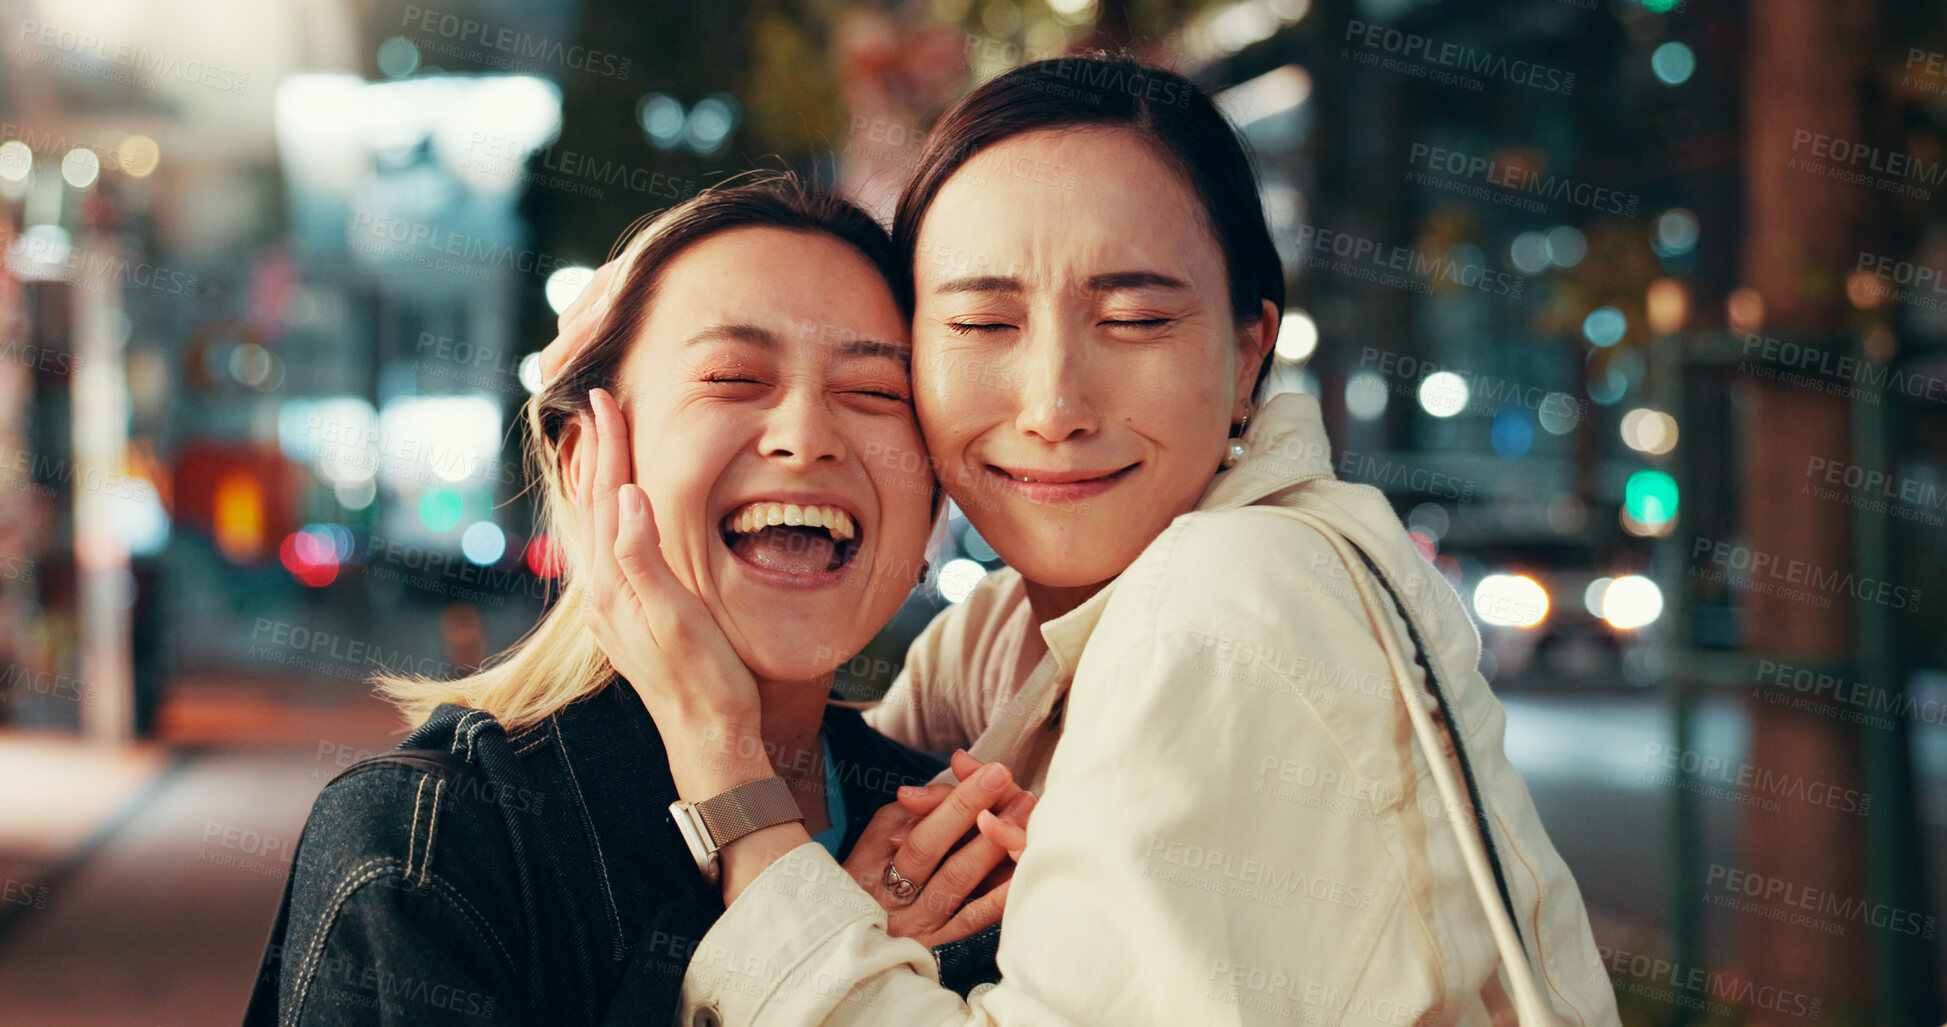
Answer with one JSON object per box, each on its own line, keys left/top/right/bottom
{"left": 669, "top": 777, "right": 804, "bottom": 885}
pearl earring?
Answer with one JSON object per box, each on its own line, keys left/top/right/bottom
{"left": 1221, "top": 409, "right": 1252, "bottom": 469}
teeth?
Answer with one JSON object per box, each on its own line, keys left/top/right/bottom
{"left": 725, "top": 502, "right": 856, "bottom": 542}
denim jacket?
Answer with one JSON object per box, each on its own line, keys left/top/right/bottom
{"left": 244, "top": 681, "right": 1000, "bottom": 1026}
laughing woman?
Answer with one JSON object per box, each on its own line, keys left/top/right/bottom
{"left": 558, "top": 55, "right": 1619, "bottom": 1026}
{"left": 244, "top": 181, "right": 1032, "bottom": 1027}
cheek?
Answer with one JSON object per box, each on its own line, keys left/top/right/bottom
{"left": 915, "top": 358, "right": 1006, "bottom": 460}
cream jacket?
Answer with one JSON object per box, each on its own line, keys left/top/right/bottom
{"left": 677, "top": 393, "right": 1619, "bottom": 1027}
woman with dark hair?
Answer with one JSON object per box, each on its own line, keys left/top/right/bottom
{"left": 243, "top": 178, "right": 1033, "bottom": 1026}
{"left": 557, "top": 55, "right": 1617, "bottom": 1026}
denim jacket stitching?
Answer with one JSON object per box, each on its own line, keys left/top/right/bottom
{"left": 287, "top": 857, "right": 518, "bottom": 1026}
{"left": 449, "top": 709, "right": 486, "bottom": 760}
{"left": 419, "top": 777, "right": 445, "bottom": 887}
{"left": 552, "top": 714, "right": 625, "bottom": 948}
{"left": 404, "top": 775, "right": 431, "bottom": 883}
{"left": 287, "top": 856, "right": 404, "bottom": 1026}
{"left": 511, "top": 716, "right": 558, "bottom": 758}
{"left": 463, "top": 712, "right": 493, "bottom": 761}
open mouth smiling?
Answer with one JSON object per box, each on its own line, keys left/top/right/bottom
{"left": 719, "top": 500, "right": 862, "bottom": 576}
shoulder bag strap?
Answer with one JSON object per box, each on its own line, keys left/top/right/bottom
{"left": 1280, "top": 508, "right": 1563, "bottom": 1026}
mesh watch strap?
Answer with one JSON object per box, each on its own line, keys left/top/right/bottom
{"left": 696, "top": 776, "right": 803, "bottom": 846}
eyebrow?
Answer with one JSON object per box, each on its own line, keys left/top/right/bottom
{"left": 931, "top": 271, "right": 1189, "bottom": 295}
{"left": 683, "top": 323, "right": 909, "bottom": 364}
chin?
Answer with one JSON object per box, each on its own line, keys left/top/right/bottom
{"left": 1000, "top": 534, "right": 1141, "bottom": 591}
{"left": 739, "top": 645, "right": 840, "bottom": 684}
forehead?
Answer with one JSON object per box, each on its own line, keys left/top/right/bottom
{"left": 642, "top": 226, "right": 906, "bottom": 349}
{"left": 913, "top": 127, "right": 1221, "bottom": 286}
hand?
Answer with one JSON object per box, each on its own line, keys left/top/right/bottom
{"left": 540, "top": 260, "right": 620, "bottom": 384}
{"left": 574, "top": 386, "right": 763, "bottom": 774}
{"left": 842, "top": 751, "right": 1037, "bottom": 947}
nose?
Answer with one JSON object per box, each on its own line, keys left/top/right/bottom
{"left": 1012, "top": 325, "right": 1097, "bottom": 444}
{"left": 757, "top": 388, "right": 847, "bottom": 466}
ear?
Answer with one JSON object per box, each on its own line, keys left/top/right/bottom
{"left": 556, "top": 412, "right": 587, "bottom": 493}
{"left": 1234, "top": 299, "right": 1280, "bottom": 416}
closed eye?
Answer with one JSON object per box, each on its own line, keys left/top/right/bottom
{"left": 849, "top": 389, "right": 911, "bottom": 402}
{"left": 946, "top": 322, "right": 1014, "bottom": 335}
{"left": 1100, "top": 318, "right": 1173, "bottom": 329}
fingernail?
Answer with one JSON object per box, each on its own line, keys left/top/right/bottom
{"left": 888, "top": 827, "right": 909, "bottom": 846}
{"left": 619, "top": 486, "right": 642, "bottom": 519}
{"left": 979, "top": 763, "right": 1007, "bottom": 789}
{"left": 897, "top": 785, "right": 924, "bottom": 800}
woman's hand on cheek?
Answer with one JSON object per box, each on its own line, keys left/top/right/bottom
{"left": 843, "top": 752, "right": 1037, "bottom": 947}
{"left": 577, "top": 387, "right": 767, "bottom": 795}
{"left": 540, "top": 260, "right": 618, "bottom": 384}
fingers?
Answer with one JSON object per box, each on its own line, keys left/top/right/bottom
{"left": 888, "top": 761, "right": 1012, "bottom": 888}
{"left": 541, "top": 261, "right": 618, "bottom": 384}
{"left": 948, "top": 749, "right": 984, "bottom": 782}
{"left": 976, "top": 808, "right": 1029, "bottom": 862}
{"left": 927, "top": 878, "right": 1012, "bottom": 948}
{"left": 573, "top": 411, "right": 600, "bottom": 602}
{"left": 917, "top": 818, "right": 1010, "bottom": 922}
{"left": 949, "top": 750, "right": 1027, "bottom": 807}
{"left": 842, "top": 801, "right": 920, "bottom": 896}
{"left": 613, "top": 483, "right": 677, "bottom": 633}
{"left": 587, "top": 388, "right": 633, "bottom": 597}
{"left": 557, "top": 261, "right": 615, "bottom": 331}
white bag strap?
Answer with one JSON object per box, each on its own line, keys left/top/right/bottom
{"left": 1283, "top": 508, "right": 1562, "bottom": 1026}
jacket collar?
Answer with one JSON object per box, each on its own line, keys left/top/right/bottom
{"left": 1038, "top": 392, "right": 1337, "bottom": 677}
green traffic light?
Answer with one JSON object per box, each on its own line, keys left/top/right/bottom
{"left": 1625, "top": 470, "right": 1679, "bottom": 526}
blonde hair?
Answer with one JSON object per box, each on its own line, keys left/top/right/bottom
{"left": 376, "top": 176, "right": 913, "bottom": 731}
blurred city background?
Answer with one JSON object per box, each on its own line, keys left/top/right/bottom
{"left": 0, "top": 0, "right": 1942, "bottom": 1022}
